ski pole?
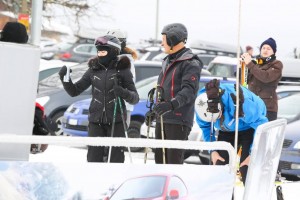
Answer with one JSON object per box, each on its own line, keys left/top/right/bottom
{"left": 114, "top": 75, "right": 133, "bottom": 163}
{"left": 240, "top": 60, "right": 248, "bottom": 87}
{"left": 209, "top": 113, "right": 214, "bottom": 165}
{"left": 107, "top": 98, "right": 118, "bottom": 163}
{"left": 157, "top": 85, "right": 166, "bottom": 164}
{"left": 144, "top": 87, "right": 156, "bottom": 163}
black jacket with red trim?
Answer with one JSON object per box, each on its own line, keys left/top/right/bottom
{"left": 156, "top": 48, "right": 202, "bottom": 128}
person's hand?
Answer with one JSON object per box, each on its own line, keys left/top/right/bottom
{"left": 205, "top": 79, "right": 221, "bottom": 113}
{"left": 205, "top": 79, "right": 220, "bottom": 99}
{"left": 58, "top": 65, "right": 72, "bottom": 81}
{"left": 153, "top": 100, "right": 179, "bottom": 116}
{"left": 145, "top": 111, "right": 155, "bottom": 126}
{"left": 241, "top": 53, "right": 252, "bottom": 65}
{"left": 113, "top": 85, "right": 127, "bottom": 98}
{"left": 211, "top": 151, "right": 225, "bottom": 165}
{"left": 240, "top": 155, "right": 250, "bottom": 167}
{"left": 153, "top": 102, "right": 173, "bottom": 116}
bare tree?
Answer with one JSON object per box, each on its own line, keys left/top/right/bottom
{"left": 1, "top": 0, "right": 111, "bottom": 35}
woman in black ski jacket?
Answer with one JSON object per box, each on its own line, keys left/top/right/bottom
{"left": 58, "top": 35, "right": 139, "bottom": 163}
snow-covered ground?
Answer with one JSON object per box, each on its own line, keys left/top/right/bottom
{"left": 29, "top": 145, "right": 300, "bottom": 200}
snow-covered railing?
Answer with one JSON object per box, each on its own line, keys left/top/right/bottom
{"left": 0, "top": 135, "right": 236, "bottom": 170}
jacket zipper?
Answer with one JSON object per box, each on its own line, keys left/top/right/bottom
{"left": 102, "top": 69, "right": 108, "bottom": 123}
{"left": 160, "top": 58, "right": 191, "bottom": 99}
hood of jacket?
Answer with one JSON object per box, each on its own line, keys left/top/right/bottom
{"left": 87, "top": 55, "right": 131, "bottom": 71}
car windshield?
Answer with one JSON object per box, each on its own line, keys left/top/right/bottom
{"left": 278, "top": 92, "right": 300, "bottom": 123}
{"left": 197, "top": 55, "right": 215, "bottom": 66}
{"left": 110, "top": 176, "right": 166, "bottom": 200}
{"left": 208, "top": 63, "right": 236, "bottom": 77}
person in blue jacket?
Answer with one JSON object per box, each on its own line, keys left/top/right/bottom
{"left": 195, "top": 79, "right": 268, "bottom": 185}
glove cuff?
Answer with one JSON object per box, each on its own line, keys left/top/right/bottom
{"left": 170, "top": 99, "right": 180, "bottom": 110}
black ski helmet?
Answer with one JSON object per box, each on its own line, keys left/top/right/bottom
{"left": 161, "top": 23, "right": 188, "bottom": 48}
{"left": 94, "top": 35, "right": 121, "bottom": 55}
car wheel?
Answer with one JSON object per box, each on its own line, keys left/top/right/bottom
{"left": 51, "top": 111, "right": 65, "bottom": 136}
{"left": 127, "top": 121, "right": 142, "bottom": 152}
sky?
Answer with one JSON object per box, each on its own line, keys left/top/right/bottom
{"left": 45, "top": 0, "right": 300, "bottom": 57}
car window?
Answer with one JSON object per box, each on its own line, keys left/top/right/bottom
{"left": 110, "top": 176, "right": 166, "bottom": 199}
{"left": 56, "top": 42, "right": 74, "bottom": 51}
{"left": 73, "top": 44, "right": 94, "bottom": 55}
{"left": 278, "top": 92, "right": 300, "bottom": 123}
{"left": 197, "top": 54, "right": 216, "bottom": 66}
{"left": 209, "top": 63, "right": 236, "bottom": 77}
{"left": 135, "top": 66, "right": 161, "bottom": 82}
{"left": 167, "top": 176, "right": 188, "bottom": 198}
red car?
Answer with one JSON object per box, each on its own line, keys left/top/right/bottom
{"left": 103, "top": 173, "right": 188, "bottom": 200}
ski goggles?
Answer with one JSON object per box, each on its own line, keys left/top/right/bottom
{"left": 94, "top": 37, "right": 121, "bottom": 50}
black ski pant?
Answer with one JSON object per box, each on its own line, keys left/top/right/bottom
{"left": 215, "top": 128, "right": 254, "bottom": 185}
{"left": 87, "top": 122, "right": 125, "bottom": 163}
{"left": 154, "top": 123, "right": 190, "bottom": 164}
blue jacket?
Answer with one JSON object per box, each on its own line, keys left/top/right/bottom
{"left": 196, "top": 83, "right": 268, "bottom": 142}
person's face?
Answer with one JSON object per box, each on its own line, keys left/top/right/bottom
{"left": 260, "top": 44, "right": 274, "bottom": 58}
{"left": 97, "top": 50, "right": 108, "bottom": 57}
{"left": 161, "top": 34, "right": 171, "bottom": 54}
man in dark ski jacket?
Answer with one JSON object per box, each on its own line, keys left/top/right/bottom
{"left": 145, "top": 23, "right": 203, "bottom": 164}
{"left": 58, "top": 35, "right": 139, "bottom": 163}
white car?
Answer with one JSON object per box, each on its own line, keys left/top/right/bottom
{"left": 39, "top": 59, "right": 78, "bottom": 81}
{"left": 140, "top": 116, "right": 202, "bottom": 142}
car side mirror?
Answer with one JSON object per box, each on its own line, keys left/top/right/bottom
{"left": 169, "top": 189, "right": 179, "bottom": 199}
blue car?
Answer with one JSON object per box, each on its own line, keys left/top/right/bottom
{"left": 62, "top": 75, "right": 236, "bottom": 140}
{"left": 276, "top": 86, "right": 300, "bottom": 180}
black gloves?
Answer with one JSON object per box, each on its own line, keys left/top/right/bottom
{"left": 145, "top": 111, "right": 155, "bottom": 125}
{"left": 230, "top": 84, "right": 245, "bottom": 117}
{"left": 58, "top": 65, "right": 72, "bottom": 81}
{"left": 153, "top": 99, "right": 179, "bottom": 116}
{"left": 205, "top": 79, "right": 220, "bottom": 113}
{"left": 113, "top": 85, "right": 128, "bottom": 99}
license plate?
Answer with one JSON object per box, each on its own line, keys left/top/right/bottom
{"left": 68, "top": 119, "right": 78, "bottom": 125}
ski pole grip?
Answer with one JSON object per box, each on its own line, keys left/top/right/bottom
{"left": 63, "top": 66, "right": 70, "bottom": 82}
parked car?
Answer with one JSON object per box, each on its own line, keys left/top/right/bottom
{"left": 56, "top": 37, "right": 97, "bottom": 63}
{"left": 36, "top": 61, "right": 175, "bottom": 136}
{"left": 41, "top": 41, "right": 75, "bottom": 60}
{"left": 149, "top": 49, "right": 217, "bottom": 69}
{"left": 39, "top": 59, "right": 78, "bottom": 81}
{"left": 277, "top": 85, "right": 300, "bottom": 180}
{"left": 103, "top": 174, "right": 188, "bottom": 200}
{"left": 39, "top": 37, "right": 58, "bottom": 60}
{"left": 189, "top": 39, "right": 242, "bottom": 57}
{"left": 206, "top": 56, "right": 237, "bottom": 78}
{"left": 206, "top": 56, "right": 300, "bottom": 83}
{"left": 140, "top": 40, "right": 240, "bottom": 70}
